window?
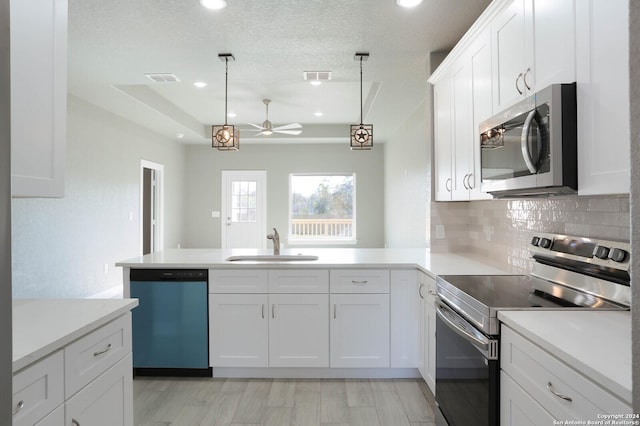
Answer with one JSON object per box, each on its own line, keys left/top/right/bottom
{"left": 289, "top": 174, "right": 356, "bottom": 243}
{"left": 231, "top": 180, "right": 257, "bottom": 223}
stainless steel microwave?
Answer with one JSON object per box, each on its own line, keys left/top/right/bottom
{"left": 479, "top": 83, "right": 577, "bottom": 198}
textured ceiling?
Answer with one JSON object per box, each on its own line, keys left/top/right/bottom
{"left": 68, "top": 0, "right": 491, "bottom": 144}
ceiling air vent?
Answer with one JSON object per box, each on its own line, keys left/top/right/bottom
{"left": 304, "top": 71, "right": 332, "bottom": 84}
{"left": 145, "top": 73, "right": 181, "bottom": 83}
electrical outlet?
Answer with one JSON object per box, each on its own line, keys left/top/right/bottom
{"left": 484, "top": 225, "right": 494, "bottom": 242}
{"left": 435, "top": 225, "right": 446, "bottom": 240}
{"left": 211, "top": 211, "right": 220, "bottom": 218}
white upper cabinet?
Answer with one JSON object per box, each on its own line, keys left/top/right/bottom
{"left": 491, "top": 0, "right": 575, "bottom": 112}
{"left": 10, "top": 0, "right": 67, "bottom": 197}
{"left": 433, "top": 76, "right": 454, "bottom": 201}
{"left": 576, "top": 0, "right": 629, "bottom": 195}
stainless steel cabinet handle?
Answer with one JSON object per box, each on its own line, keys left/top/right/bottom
{"left": 351, "top": 280, "right": 368, "bottom": 285}
{"left": 467, "top": 173, "right": 474, "bottom": 190}
{"left": 515, "top": 72, "right": 524, "bottom": 95}
{"left": 261, "top": 304, "right": 265, "bottom": 319}
{"left": 523, "top": 67, "right": 532, "bottom": 90}
{"left": 12, "top": 400, "right": 24, "bottom": 416}
{"left": 72, "top": 420, "right": 80, "bottom": 426}
{"left": 333, "top": 304, "right": 337, "bottom": 319}
{"left": 93, "top": 343, "right": 112, "bottom": 357}
{"left": 546, "top": 382, "right": 573, "bottom": 402}
{"left": 462, "top": 174, "right": 468, "bottom": 190}
{"left": 445, "top": 178, "right": 452, "bottom": 192}
{"left": 428, "top": 290, "right": 437, "bottom": 296}
{"left": 272, "top": 303, "right": 275, "bottom": 319}
{"left": 418, "top": 283, "right": 425, "bottom": 299}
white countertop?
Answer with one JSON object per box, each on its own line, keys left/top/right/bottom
{"left": 13, "top": 298, "right": 139, "bottom": 372}
{"left": 498, "top": 310, "right": 632, "bottom": 405}
{"left": 116, "top": 248, "right": 512, "bottom": 277}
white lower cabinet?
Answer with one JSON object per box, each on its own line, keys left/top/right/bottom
{"left": 269, "top": 293, "right": 329, "bottom": 367}
{"left": 390, "top": 270, "right": 420, "bottom": 368}
{"left": 65, "top": 353, "right": 134, "bottom": 426}
{"left": 34, "top": 405, "right": 64, "bottom": 426}
{"left": 501, "top": 371, "right": 555, "bottom": 426}
{"left": 501, "top": 325, "right": 631, "bottom": 425}
{"left": 421, "top": 273, "right": 437, "bottom": 394}
{"left": 330, "top": 293, "right": 390, "bottom": 368}
{"left": 209, "top": 293, "right": 269, "bottom": 367}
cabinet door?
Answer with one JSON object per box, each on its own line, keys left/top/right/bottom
{"left": 451, "top": 60, "right": 472, "bottom": 201}
{"left": 268, "top": 294, "right": 329, "bottom": 367}
{"left": 433, "top": 77, "right": 453, "bottom": 201}
{"left": 420, "top": 274, "right": 437, "bottom": 395}
{"left": 65, "top": 354, "right": 134, "bottom": 426}
{"left": 531, "top": 0, "right": 576, "bottom": 90}
{"left": 492, "top": 0, "right": 528, "bottom": 111}
{"left": 209, "top": 294, "right": 269, "bottom": 367}
{"left": 10, "top": 0, "right": 66, "bottom": 197}
{"left": 468, "top": 29, "right": 494, "bottom": 201}
{"left": 501, "top": 372, "right": 556, "bottom": 426}
{"left": 34, "top": 405, "right": 64, "bottom": 426}
{"left": 330, "top": 294, "right": 390, "bottom": 368}
{"left": 390, "top": 270, "right": 420, "bottom": 368}
{"left": 576, "top": 0, "right": 629, "bottom": 195}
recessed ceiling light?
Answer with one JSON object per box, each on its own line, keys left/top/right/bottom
{"left": 314, "top": 112, "right": 323, "bottom": 117}
{"left": 310, "top": 81, "right": 322, "bottom": 86}
{"left": 176, "top": 133, "right": 185, "bottom": 139}
{"left": 200, "top": 0, "right": 227, "bottom": 10}
{"left": 397, "top": 0, "right": 423, "bottom": 7}
{"left": 194, "top": 81, "right": 207, "bottom": 88}
{"left": 227, "top": 112, "right": 237, "bottom": 118}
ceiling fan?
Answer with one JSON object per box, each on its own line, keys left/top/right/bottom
{"left": 247, "top": 99, "right": 302, "bottom": 136}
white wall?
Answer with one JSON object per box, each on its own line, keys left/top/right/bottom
{"left": 11, "top": 96, "right": 187, "bottom": 298}
{"left": 383, "top": 99, "right": 430, "bottom": 247}
{"left": 184, "top": 143, "right": 385, "bottom": 248}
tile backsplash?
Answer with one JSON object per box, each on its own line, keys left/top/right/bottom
{"left": 430, "top": 195, "right": 630, "bottom": 272}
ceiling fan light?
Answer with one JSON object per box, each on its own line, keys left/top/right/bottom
{"left": 200, "top": 0, "right": 227, "bottom": 10}
{"left": 396, "top": 0, "right": 423, "bottom": 7}
{"left": 262, "top": 130, "right": 273, "bottom": 136}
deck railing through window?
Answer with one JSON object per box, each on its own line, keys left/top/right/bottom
{"left": 290, "top": 218, "right": 353, "bottom": 238}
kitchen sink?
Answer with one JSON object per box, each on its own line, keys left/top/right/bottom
{"left": 225, "top": 255, "right": 319, "bottom": 262}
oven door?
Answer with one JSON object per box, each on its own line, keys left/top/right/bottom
{"left": 435, "top": 300, "right": 499, "bottom": 426}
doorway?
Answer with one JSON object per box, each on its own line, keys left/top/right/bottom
{"left": 140, "top": 160, "right": 164, "bottom": 255}
{"left": 221, "top": 170, "right": 267, "bottom": 249}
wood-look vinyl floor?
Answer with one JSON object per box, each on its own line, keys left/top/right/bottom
{"left": 133, "top": 377, "right": 438, "bottom": 426}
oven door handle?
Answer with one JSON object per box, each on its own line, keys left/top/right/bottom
{"left": 436, "top": 301, "right": 491, "bottom": 354}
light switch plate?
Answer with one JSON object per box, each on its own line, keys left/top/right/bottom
{"left": 435, "top": 225, "right": 445, "bottom": 239}
{"left": 211, "top": 211, "right": 220, "bottom": 218}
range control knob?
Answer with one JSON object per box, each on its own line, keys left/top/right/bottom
{"left": 609, "top": 248, "right": 628, "bottom": 263}
{"left": 539, "top": 238, "right": 552, "bottom": 249}
{"left": 594, "top": 246, "right": 610, "bottom": 260}
{"left": 530, "top": 237, "right": 540, "bottom": 246}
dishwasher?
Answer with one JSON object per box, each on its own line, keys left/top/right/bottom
{"left": 130, "top": 269, "right": 211, "bottom": 376}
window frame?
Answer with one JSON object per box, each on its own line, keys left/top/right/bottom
{"left": 287, "top": 173, "right": 357, "bottom": 245}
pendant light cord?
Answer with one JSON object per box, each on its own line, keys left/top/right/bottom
{"left": 224, "top": 58, "right": 229, "bottom": 126}
{"left": 359, "top": 57, "right": 363, "bottom": 125}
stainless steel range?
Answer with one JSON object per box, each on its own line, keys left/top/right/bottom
{"left": 434, "top": 233, "right": 630, "bottom": 426}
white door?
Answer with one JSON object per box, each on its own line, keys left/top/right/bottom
{"left": 330, "top": 293, "right": 390, "bottom": 368}
{"left": 209, "top": 294, "right": 269, "bottom": 367}
{"left": 221, "top": 171, "right": 267, "bottom": 249}
{"left": 269, "top": 293, "right": 329, "bottom": 367}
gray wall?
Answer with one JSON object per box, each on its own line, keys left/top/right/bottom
{"left": 1, "top": 0, "right": 12, "bottom": 420}
{"left": 383, "top": 99, "right": 430, "bottom": 247}
{"left": 11, "top": 96, "right": 187, "bottom": 298}
{"left": 184, "top": 143, "right": 385, "bottom": 248}
{"left": 630, "top": 0, "right": 639, "bottom": 414}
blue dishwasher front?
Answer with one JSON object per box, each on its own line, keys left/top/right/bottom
{"left": 130, "top": 269, "right": 210, "bottom": 376}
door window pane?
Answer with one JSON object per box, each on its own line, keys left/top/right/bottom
{"left": 231, "top": 180, "right": 257, "bottom": 223}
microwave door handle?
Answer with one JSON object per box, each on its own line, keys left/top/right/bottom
{"left": 521, "top": 110, "right": 538, "bottom": 174}
{"left": 436, "top": 301, "right": 489, "bottom": 353}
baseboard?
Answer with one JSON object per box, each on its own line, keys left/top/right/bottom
{"left": 211, "top": 367, "right": 421, "bottom": 379}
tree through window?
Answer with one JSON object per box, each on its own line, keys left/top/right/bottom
{"left": 289, "top": 174, "right": 356, "bottom": 243}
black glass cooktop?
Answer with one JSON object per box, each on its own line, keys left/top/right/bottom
{"left": 436, "top": 274, "right": 625, "bottom": 311}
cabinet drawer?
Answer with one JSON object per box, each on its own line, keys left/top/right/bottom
{"left": 12, "top": 350, "right": 64, "bottom": 426}
{"left": 65, "top": 313, "right": 132, "bottom": 398}
{"left": 501, "top": 326, "right": 631, "bottom": 420}
{"left": 210, "top": 269, "right": 268, "bottom": 293}
{"left": 330, "top": 269, "right": 390, "bottom": 293}
{"left": 269, "top": 269, "right": 329, "bottom": 293}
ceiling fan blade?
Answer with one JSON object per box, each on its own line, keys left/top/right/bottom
{"left": 247, "top": 122, "right": 265, "bottom": 130}
{"left": 274, "top": 129, "right": 302, "bottom": 135}
{"left": 272, "top": 123, "right": 302, "bottom": 131}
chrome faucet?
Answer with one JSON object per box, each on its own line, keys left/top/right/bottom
{"left": 267, "top": 228, "right": 280, "bottom": 255}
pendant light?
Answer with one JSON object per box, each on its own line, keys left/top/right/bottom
{"left": 350, "top": 52, "right": 373, "bottom": 150}
{"left": 212, "top": 53, "right": 240, "bottom": 151}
